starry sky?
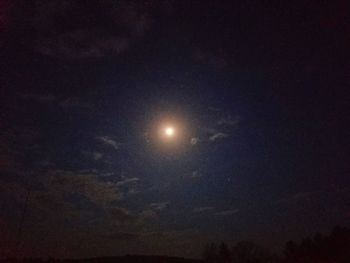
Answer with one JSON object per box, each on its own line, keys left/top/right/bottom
{"left": 0, "top": 0, "right": 349, "bottom": 259}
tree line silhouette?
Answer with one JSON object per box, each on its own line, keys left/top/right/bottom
{"left": 203, "top": 226, "right": 350, "bottom": 263}
{"left": 1, "top": 226, "right": 349, "bottom": 263}
{"left": 203, "top": 241, "right": 272, "bottom": 263}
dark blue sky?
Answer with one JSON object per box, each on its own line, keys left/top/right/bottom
{"left": 0, "top": 0, "right": 349, "bottom": 259}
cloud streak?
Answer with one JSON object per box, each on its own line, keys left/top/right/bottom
{"left": 215, "top": 209, "right": 239, "bottom": 216}
{"left": 191, "top": 170, "right": 203, "bottom": 178}
{"left": 44, "top": 169, "right": 122, "bottom": 207}
{"left": 149, "top": 201, "right": 170, "bottom": 210}
{"left": 116, "top": 177, "right": 140, "bottom": 186}
{"left": 209, "top": 132, "right": 229, "bottom": 141}
{"left": 193, "top": 207, "right": 214, "bottom": 213}
{"left": 97, "top": 136, "right": 120, "bottom": 150}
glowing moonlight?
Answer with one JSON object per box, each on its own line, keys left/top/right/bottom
{"left": 165, "top": 127, "right": 175, "bottom": 137}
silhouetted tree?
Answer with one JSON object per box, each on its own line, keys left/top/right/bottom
{"left": 283, "top": 226, "right": 350, "bottom": 263}
{"left": 219, "top": 242, "right": 230, "bottom": 263}
{"left": 231, "top": 241, "right": 271, "bottom": 263}
{"left": 284, "top": 240, "right": 297, "bottom": 262}
{"left": 204, "top": 226, "right": 350, "bottom": 263}
{"left": 203, "top": 242, "right": 218, "bottom": 262}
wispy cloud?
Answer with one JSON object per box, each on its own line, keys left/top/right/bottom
{"left": 45, "top": 169, "right": 122, "bottom": 207}
{"left": 193, "top": 48, "right": 228, "bottom": 69}
{"left": 215, "top": 209, "right": 239, "bottom": 216}
{"left": 140, "top": 209, "right": 157, "bottom": 219}
{"left": 97, "top": 136, "right": 120, "bottom": 150}
{"left": 106, "top": 231, "right": 139, "bottom": 240}
{"left": 191, "top": 170, "right": 202, "bottom": 178}
{"left": 272, "top": 190, "right": 322, "bottom": 205}
{"left": 108, "top": 207, "right": 134, "bottom": 225}
{"left": 59, "top": 97, "right": 92, "bottom": 109}
{"left": 193, "top": 206, "right": 214, "bottom": 213}
{"left": 209, "top": 132, "right": 229, "bottom": 141}
{"left": 116, "top": 177, "right": 140, "bottom": 186}
{"left": 149, "top": 201, "right": 170, "bottom": 210}
{"left": 39, "top": 31, "right": 130, "bottom": 59}
{"left": 20, "top": 93, "right": 92, "bottom": 109}
{"left": 217, "top": 116, "right": 239, "bottom": 127}
{"left": 93, "top": 152, "right": 103, "bottom": 161}
{"left": 20, "top": 93, "right": 55, "bottom": 103}
{"left": 139, "top": 201, "right": 171, "bottom": 220}
{"left": 33, "top": 1, "right": 157, "bottom": 59}
{"left": 190, "top": 137, "right": 199, "bottom": 145}
{"left": 198, "top": 111, "right": 239, "bottom": 143}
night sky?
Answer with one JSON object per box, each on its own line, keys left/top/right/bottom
{"left": 0, "top": 0, "right": 349, "bottom": 259}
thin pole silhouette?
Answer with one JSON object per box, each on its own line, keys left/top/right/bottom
{"left": 14, "top": 179, "right": 32, "bottom": 258}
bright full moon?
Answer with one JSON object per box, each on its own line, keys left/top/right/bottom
{"left": 165, "top": 127, "right": 175, "bottom": 137}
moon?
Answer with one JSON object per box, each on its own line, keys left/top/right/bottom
{"left": 164, "top": 127, "right": 175, "bottom": 137}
